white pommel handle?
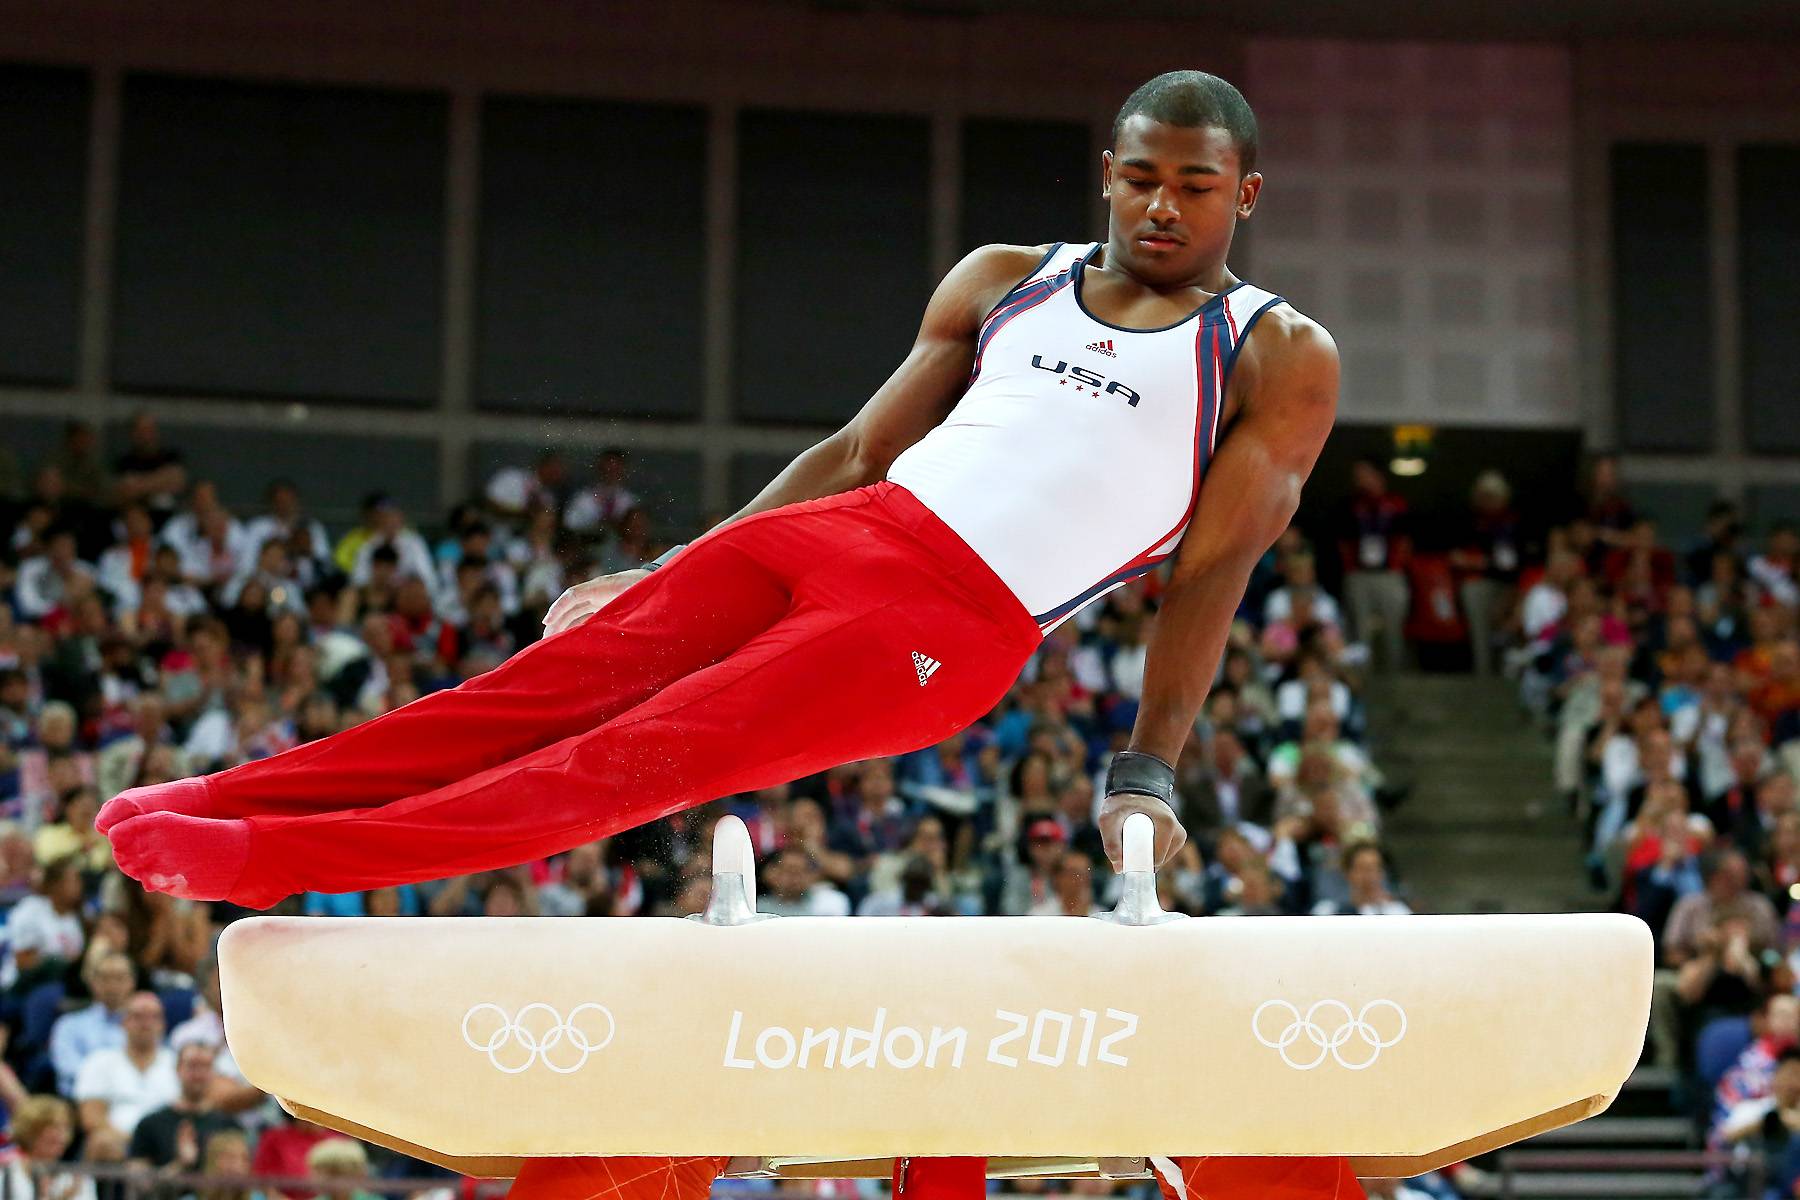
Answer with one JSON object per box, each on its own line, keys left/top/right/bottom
{"left": 714, "top": 815, "right": 755, "bottom": 880}
{"left": 692, "top": 814, "right": 770, "bottom": 925}
{"left": 1122, "top": 812, "right": 1155, "bottom": 874}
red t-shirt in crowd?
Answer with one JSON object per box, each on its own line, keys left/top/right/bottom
{"left": 252, "top": 1123, "right": 338, "bottom": 1198}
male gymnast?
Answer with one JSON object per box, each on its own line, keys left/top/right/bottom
{"left": 104, "top": 63, "right": 1356, "bottom": 1200}
{"left": 102, "top": 69, "right": 1340, "bottom": 927}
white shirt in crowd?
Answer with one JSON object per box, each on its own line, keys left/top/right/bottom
{"left": 1521, "top": 581, "right": 1568, "bottom": 642}
{"left": 73, "top": 1044, "right": 179, "bottom": 1134}
{"left": 350, "top": 529, "right": 440, "bottom": 597}
{"left": 4, "top": 1158, "right": 97, "bottom": 1200}
{"left": 1275, "top": 677, "right": 1353, "bottom": 724}
{"left": 12, "top": 557, "right": 99, "bottom": 620}
{"left": 1109, "top": 643, "right": 1148, "bottom": 701}
{"left": 757, "top": 886, "right": 851, "bottom": 918}
{"left": 242, "top": 513, "right": 332, "bottom": 563}
{"left": 1262, "top": 586, "right": 1343, "bottom": 630}
{"left": 1, "top": 895, "right": 85, "bottom": 989}
{"left": 563, "top": 485, "right": 640, "bottom": 533}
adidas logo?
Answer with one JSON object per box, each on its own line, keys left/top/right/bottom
{"left": 1085, "top": 339, "right": 1117, "bottom": 358}
{"left": 911, "top": 651, "right": 942, "bottom": 687}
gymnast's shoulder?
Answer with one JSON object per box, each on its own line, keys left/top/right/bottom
{"left": 927, "top": 244, "right": 1061, "bottom": 325}
{"left": 1231, "top": 301, "right": 1339, "bottom": 407}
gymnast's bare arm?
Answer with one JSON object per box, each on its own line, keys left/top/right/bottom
{"left": 543, "top": 244, "right": 1049, "bottom": 635}
{"left": 1098, "top": 308, "right": 1339, "bottom": 870}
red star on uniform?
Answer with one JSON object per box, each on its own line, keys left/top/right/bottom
{"left": 1091, "top": 390, "right": 1100, "bottom": 396}
{"left": 1059, "top": 379, "right": 1067, "bottom": 385}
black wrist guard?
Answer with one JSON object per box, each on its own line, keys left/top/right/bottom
{"left": 1104, "top": 750, "right": 1176, "bottom": 808}
{"left": 640, "top": 543, "right": 687, "bottom": 572}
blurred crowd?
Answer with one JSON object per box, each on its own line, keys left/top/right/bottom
{"left": 1449, "top": 455, "right": 1800, "bottom": 1197}
{"left": 0, "top": 412, "right": 1426, "bottom": 1199}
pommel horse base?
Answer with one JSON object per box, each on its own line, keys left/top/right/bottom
{"left": 218, "top": 815, "right": 1652, "bottom": 1181}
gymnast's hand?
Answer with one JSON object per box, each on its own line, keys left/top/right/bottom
{"left": 1096, "top": 792, "right": 1187, "bottom": 873}
{"left": 542, "top": 569, "right": 651, "bottom": 637}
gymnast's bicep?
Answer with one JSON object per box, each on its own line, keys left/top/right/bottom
{"left": 1167, "top": 315, "right": 1339, "bottom": 586}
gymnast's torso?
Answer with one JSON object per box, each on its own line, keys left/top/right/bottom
{"left": 886, "top": 240, "right": 1290, "bottom": 636}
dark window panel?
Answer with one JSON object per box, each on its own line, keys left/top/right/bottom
{"left": 1610, "top": 143, "right": 1714, "bottom": 453}
{"left": 1739, "top": 144, "right": 1800, "bottom": 454}
{"left": 0, "top": 65, "right": 88, "bottom": 385}
{"left": 736, "top": 110, "right": 932, "bottom": 425}
{"left": 729, "top": 452, "right": 796, "bottom": 509}
{"left": 960, "top": 118, "right": 1094, "bottom": 254}
{"left": 113, "top": 75, "right": 446, "bottom": 405}
{"left": 477, "top": 98, "right": 706, "bottom": 418}
{"left": 105, "top": 422, "right": 439, "bottom": 528}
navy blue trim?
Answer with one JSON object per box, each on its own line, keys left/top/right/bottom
{"left": 980, "top": 242, "right": 1066, "bottom": 324}
{"left": 1031, "top": 558, "right": 1164, "bottom": 625}
{"left": 1219, "top": 295, "right": 1287, "bottom": 393}
{"left": 1075, "top": 246, "right": 1251, "bottom": 334}
{"left": 972, "top": 269, "right": 1077, "bottom": 369}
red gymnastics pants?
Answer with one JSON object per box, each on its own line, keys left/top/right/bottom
{"left": 107, "top": 482, "right": 1046, "bottom": 908}
{"left": 505, "top": 1155, "right": 1365, "bottom": 1200}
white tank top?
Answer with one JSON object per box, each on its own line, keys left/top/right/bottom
{"left": 887, "top": 241, "right": 1290, "bottom": 636}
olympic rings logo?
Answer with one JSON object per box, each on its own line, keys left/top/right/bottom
{"left": 461, "top": 1003, "right": 616, "bottom": 1074}
{"left": 1251, "top": 999, "right": 1407, "bottom": 1071}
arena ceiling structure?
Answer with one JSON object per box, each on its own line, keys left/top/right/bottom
{"left": 790, "top": 0, "right": 1800, "bottom": 39}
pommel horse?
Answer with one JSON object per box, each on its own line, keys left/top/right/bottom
{"left": 217, "top": 814, "right": 1653, "bottom": 1182}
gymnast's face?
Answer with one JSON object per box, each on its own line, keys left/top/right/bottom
{"left": 1102, "top": 117, "right": 1260, "bottom": 288}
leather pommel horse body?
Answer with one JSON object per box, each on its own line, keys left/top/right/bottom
{"left": 218, "top": 816, "right": 1652, "bottom": 1181}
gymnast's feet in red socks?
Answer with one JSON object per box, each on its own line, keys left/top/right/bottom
{"left": 106, "top": 811, "right": 272, "bottom": 905}
{"left": 96, "top": 776, "right": 219, "bottom": 835}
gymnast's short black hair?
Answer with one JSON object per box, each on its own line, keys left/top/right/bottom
{"left": 1112, "top": 71, "right": 1258, "bottom": 176}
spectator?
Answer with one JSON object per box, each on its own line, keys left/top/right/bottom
{"left": 1712, "top": 994, "right": 1800, "bottom": 1150}
{"left": 999, "top": 818, "right": 1068, "bottom": 916}
{"left": 96, "top": 504, "right": 156, "bottom": 613}
{"left": 46, "top": 421, "right": 113, "bottom": 511}
{"left": 47, "top": 954, "right": 136, "bottom": 1097}
{"left": 73, "top": 990, "right": 178, "bottom": 1138}
{"left": 345, "top": 499, "right": 436, "bottom": 601}
{"left": 485, "top": 451, "right": 570, "bottom": 522}
{"left": 1310, "top": 841, "right": 1410, "bottom": 916}
{"left": 1032, "top": 850, "right": 1099, "bottom": 917}
{"left": 1667, "top": 849, "right": 1782, "bottom": 967}
{"left": 15, "top": 528, "right": 99, "bottom": 621}
{"left": 243, "top": 480, "right": 332, "bottom": 569}
{"left": 1213, "top": 859, "right": 1285, "bottom": 917}
{"left": 35, "top": 787, "right": 111, "bottom": 875}
{"left": 98, "top": 695, "right": 187, "bottom": 803}
{"left": 116, "top": 876, "right": 210, "bottom": 986}
{"left": 1261, "top": 550, "right": 1343, "bottom": 635}
{"left": 16, "top": 702, "right": 97, "bottom": 830}
{"left": 1748, "top": 523, "right": 1800, "bottom": 610}
{"left": 3, "top": 854, "right": 88, "bottom": 994}
{"left": 3, "top": 1094, "right": 97, "bottom": 1200}
{"left": 304, "top": 1138, "right": 379, "bottom": 1200}
{"left": 1338, "top": 459, "right": 1411, "bottom": 672}
{"left": 112, "top": 412, "right": 187, "bottom": 522}
{"left": 562, "top": 449, "right": 639, "bottom": 535}
{"left": 1176, "top": 728, "right": 1275, "bottom": 845}
{"left": 1685, "top": 500, "right": 1745, "bottom": 587}
{"left": 538, "top": 842, "right": 611, "bottom": 917}
{"left": 857, "top": 855, "right": 947, "bottom": 917}
{"left": 128, "top": 1042, "right": 235, "bottom": 1171}
{"left": 252, "top": 1117, "right": 337, "bottom": 1200}
{"left": 1450, "top": 470, "right": 1523, "bottom": 677}
{"left": 755, "top": 847, "right": 850, "bottom": 918}
{"left": 191, "top": 1129, "right": 265, "bottom": 1200}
